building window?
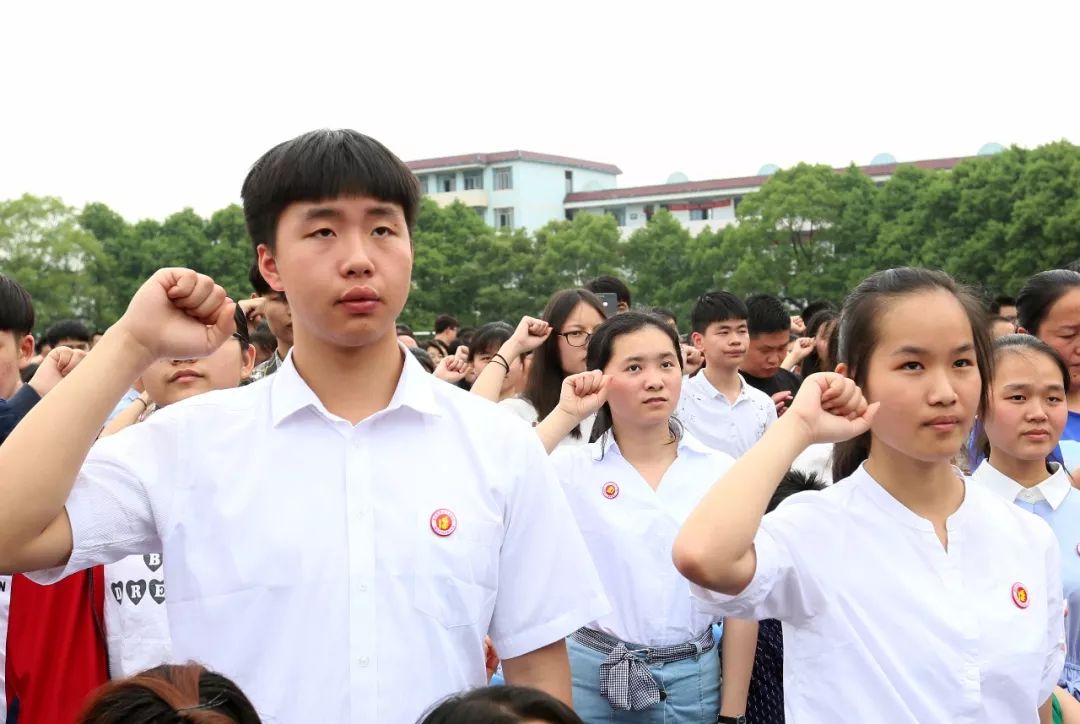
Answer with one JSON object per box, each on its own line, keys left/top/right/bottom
{"left": 438, "top": 174, "right": 456, "bottom": 193}
{"left": 565, "top": 170, "right": 573, "bottom": 193}
{"left": 494, "top": 167, "right": 513, "bottom": 191}
{"left": 464, "top": 172, "right": 484, "bottom": 190}
{"left": 605, "top": 208, "right": 626, "bottom": 226}
{"left": 415, "top": 175, "right": 427, "bottom": 194}
{"left": 565, "top": 209, "right": 575, "bottom": 221}
{"left": 644, "top": 205, "right": 654, "bottom": 221}
{"left": 494, "top": 207, "right": 514, "bottom": 229}
{"left": 473, "top": 207, "right": 486, "bottom": 218}
{"left": 690, "top": 208, "right": 708, "bottom": 221}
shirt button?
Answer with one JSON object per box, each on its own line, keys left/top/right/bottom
{"left": 358, "top": 583, "right": 368, "bottom": 592}
{"left": 358, "top": 656, "right": 370, "bottom": 667}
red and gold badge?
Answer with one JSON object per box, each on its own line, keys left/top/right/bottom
{"left": 602, "top": 482, "right": 620, "bottom": 499}
{"left": 430, "top": 508, "right": 457, "bottom": 537}
{"left": 1011, "top": 582, "right": 1029, "bottom": 609}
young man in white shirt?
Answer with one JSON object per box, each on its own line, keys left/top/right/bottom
{"left": 0, "top": 129, "right": 608, "bottom": 723}
{"left": 678, "top": 292, "right": 777, "bottom": 458}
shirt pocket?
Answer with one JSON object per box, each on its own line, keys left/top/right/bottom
{"left": 413, "top": 516, "right": 501, "bottom": 628}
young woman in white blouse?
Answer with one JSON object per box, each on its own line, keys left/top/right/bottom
{"left": 535, "top": 311, "right": 753, "bottom": 723}
{"left": 472, "top": 289, "right": 606, "bottom": 449}
{"left": 674, "top": 268, "right": 1065, "bottom": 724}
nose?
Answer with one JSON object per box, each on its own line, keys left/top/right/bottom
{"left": 926, "top": 367, "right": 959, "bottom": 407}
{"left": 1027, "top": 401, "right": 1050, "bottom": 422}
{"left": 338, "top": 231, "right": 375, "bottom": 278}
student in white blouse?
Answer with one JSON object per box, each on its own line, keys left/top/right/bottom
{"left": 677, "top": 292, "right": 777, "bottom": 459}
{"left": 674, "top": 268, "right": 1065, "bottom": 724}
{"left": 534, "top": 311, "right": 746, "bottom": 723}
{"left": 0, "top": 130, "right": 609, "bottom": 724}
{"left": 478, "top": 291, "right": 607, "bottom": 450}
{"left": 971, "top": 333, "right": 1080, "bottom": 716}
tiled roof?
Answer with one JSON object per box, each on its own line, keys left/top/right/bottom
{"left": 406, "top": 150, "right": 622, "bottom": 175}
{"left": 563, "top": 156, "right": 971, "bottom": 203}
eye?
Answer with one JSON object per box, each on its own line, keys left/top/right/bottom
{"left": 1048, "top": 395, "right": 1064, "bottom": 404}
{"left": 661, "top": 361, "right": 675, "bottom": 369}
{"left": 1007, "top": 394, "right": 1026, "bottom": 402}
{"left": 372, "top": 226, "right": 394, "bottom": 238}
{"left": 901, "top": 361, "right": 923, "bottom": 371}
{"left": 308, "top": 227, "right": 335, "bottom": 238}
{"left": 953, "top": 358, "right": 974, "bottom": 368}
{"left": 626, "top": 364, "right": 641, "bottom": 372}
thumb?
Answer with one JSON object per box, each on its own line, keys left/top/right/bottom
{"left": 207, "top": 300, "right": 238, "bottom": 348}
{"left": 847, "top": 401, "right": 881, "bottom": 437}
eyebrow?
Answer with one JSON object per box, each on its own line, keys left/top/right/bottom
{"left": 1003, "top": 382, "right": 1067, "bottom": 392}
{"left": 892, "top": 343, "right": 975, "bottom": 355}
{"left": 366, "top": 204, "right": 402, "bottom": 221}
{"left": 302, "top": 207, "right": 345, "bottom": 222}
{"left": 623, "top": 352, "right": 676, "bottom": 363}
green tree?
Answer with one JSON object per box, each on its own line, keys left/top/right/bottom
{"left": 623, "top": 210, "right": 698, "bottom": 319}
{"left": 527, "top": 212, "right": 622, "bottom": 300}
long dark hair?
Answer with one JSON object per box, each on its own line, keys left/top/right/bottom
{"left": 1016, "top": 269, "right": 1080, "bottom": 337}
{"left": 523, "top": 289, "right": 607, "bottom": 439}
{"left": 419, "top": 685, "right": 583, "bottom": 724}
{"left": 585, "top": 311, "right": 685, "bottom": 444}
{"left": 77, "top": 663, "right": 261, "bottom": 724}
{"left": 971, "top": 333, "right": 1071, "bottom": 464}
{"left": 831, "top": 268, "right": 993, "bottom": 482}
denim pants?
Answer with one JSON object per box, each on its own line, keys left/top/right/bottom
{"left": 567, "top": 635, "right": 721, "bottom": 724}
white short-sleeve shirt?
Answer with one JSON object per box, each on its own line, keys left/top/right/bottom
{"left": 29, "top": 351, "right": 609, "bottom": 723}
{"left": 499, "top": 396, "right": 595, "bottom": 450}
{"left": 692, "top": 464, "right": 1066, "bottom": 724}
{"left": 104, "top": 554, "right": 173, "bottom": 678}
{"left": 551, "top": 432, "right": 734, "bottom": 646}
{"left": 676, "top": 372, "right": 776, "bottom": 458}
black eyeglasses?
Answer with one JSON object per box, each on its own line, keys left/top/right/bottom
{"left": 558, "top": 330, "right": 592, "bottom": 348}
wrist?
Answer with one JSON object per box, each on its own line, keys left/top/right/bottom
{"left": 102, "top": 325, "right": 159, "bottom": 371}
{"left": 499, "top": 340, "right": 523, "bottom": 360}
{"left": 717, "top": 715, "right": 746, "bottom": 724}
{"left": 772, "top": 411, "right": 815, "bottom": 452}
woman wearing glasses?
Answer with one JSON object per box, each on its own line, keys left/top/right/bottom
{"left": 472, "top": 289, "right": 607, "bottom": 450}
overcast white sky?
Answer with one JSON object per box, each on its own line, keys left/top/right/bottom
{"left": 1, "top": 0, "right": 1078, "bottom": 222}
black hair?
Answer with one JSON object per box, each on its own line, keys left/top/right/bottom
{"left": 586, "top": 311, "right": 684, "bottom": 444}
{"left": 424, "top": 338, "right": 449, "bottom": 355}
{"left": 466, "top": 322, "right": 514, "bottom": 363}
{"left": 77, "top": 662, "right": 260, "bottom": 724}
{"left": 44, "top": 319, "right": 91, "bottom": 348}
{"left": 419, "top": 686, "right": 583, "bottom": 724}
{"left": 0, "top": 273, "right": 34, "bottom": 337}
{"left": 20, "top": 363, "right": 39, "bottom": 383}
{"left": 585, "top": 275, "right": 631, "bottom": 307}
{"left": 972, "top": 333, "right": 1071, "bottom": 463}
{"left": 832, "top": 268, "right": 993, "bottom": 482}
{"left": 396, "top": 323, "right": 415, "bottom": 337}
{"left": 434, "top": 315, "right": 460, "bottom": 334}
{"left": 249, "top": 322, "right": 276, "bottom": 357}
{"left": 800, "top": 309, "right": 840, "bottom": 377}
{"left": 409, "top": 346, "right": 436, "bottom": 373}
{"left": 801, "top": 300, "right": 834, "bottom": 324}
{"left": 650, "top": 307, "right": 678, "bottom": 328}
{"left": 745, "top": 294, "right": 790, "bottom": 337}
{"left": 691, "top": 292, "right": 748, "bottom": 335}
{"left": 989, "top": 295, "right": 1016, "bottom": 314}
{"left": 767, "top": 470, "right": 826, "bottom": 514}
{"left": 524, "top": 289, "right": 607, "bottom": 440}
{"left": 1016, "top": 270, "right": 1080, "bottom": 336}
{"left": 231, "top": 305, "right": 251, "bottom": 350}
{"left": 248, "top": 261, "right": 274, "bottom": 297}
{"left": 240, "top": 129, "right": 420, "bottom": 253}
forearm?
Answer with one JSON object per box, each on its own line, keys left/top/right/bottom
{"left": 1038, "top": 697, "right": 1051, "bottom": 724}
{"left": 674, "top": 414, "right": 811, "bottom": 593}
{"left": 536, "top": 408, "right": 581, "bottom": 454}
{"left": 501, "top": 639, "right": 573, "bottom": 708}
{"left": 0, "top": 329, "right": 153, "bottom": 551}
{"left": 99, "top": 397, "right": 147, "bottom": 438}
{"left": 719, "top": 618, "right": 758, "bottom": 716}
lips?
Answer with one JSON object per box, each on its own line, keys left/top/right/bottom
{"left": 169, "top": 368, "right": 203, "bottom": 382}
{"left": 1022, "top": 429, "right": 1051, "bottom": 440}
{"left": 924, "top": 416, "right": 960, "bottom": 431}
{"left": 338, "top": 287, "right": 380, "bottom": 314}
{"left": 643, "top": 397, "right": 668, "bottom": 405}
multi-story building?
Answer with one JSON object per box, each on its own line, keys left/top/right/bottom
{"left": 408, "top": 146, "right": 1001, "bottom": 235}
{"left": 406, "top": 151, "right": 621, "bottom": 232}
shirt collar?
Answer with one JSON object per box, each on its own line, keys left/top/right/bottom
{"left": 690, "top": 370, "right": 748, "bottom": 403}
{"left": 971, "top": 460, "right": 1071, "bottom": 511}
{"left": 854, "top": 463, "right": 972, "bottom": 532}
{"left": 270, "top": 344, "right": 441, "bottom": 427}
{"left": 594, "top": 427, "right": 713, "bottom": 461}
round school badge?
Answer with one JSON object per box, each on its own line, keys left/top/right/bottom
{"left": 602, "top": 482, "right": 620, "bottom": 500}
{"left": 430, "top": 509, "right": 457, "bottom": 537}
{"left": 1011, "top": 582, "right": 1030, "bottom": 609}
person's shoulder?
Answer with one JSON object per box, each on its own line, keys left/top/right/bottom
{"left": 741, "top": 381, "right": 773, "bottom": 406}
{"left": 142, "top": 382, "right": 268, "bottom": 427}
{"left": 431, "top": 381, "right": 537, "bottom": 440}
{"left": 965, "top": 481, "right": 1056, "bottom": 539}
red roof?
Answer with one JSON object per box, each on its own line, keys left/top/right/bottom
{"left": 563, "top": 156, "right": 971, "bottom": 204}
{"left": 406, "top": 150, "right": 622, "bottom": 175}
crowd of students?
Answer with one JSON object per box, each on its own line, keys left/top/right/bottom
{"left": 0, "top": 128, "right": 1077, "bottom": 724}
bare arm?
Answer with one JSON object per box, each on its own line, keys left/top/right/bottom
{"left": 471, "top": 316, "right": 550, "bottom": 402}
{"left": 99, "top": 392, "right": 150, "bottom": 438}
{"left": 501, "top": 639, "right": 573, "bottom": 708}
{"left": 719, "top": 618, "right": 758, "bottom": 717}
{"left": 0, "top": 269, "right": 235, "bottom": 574}
{"left": 534, "top": 371, "right": 610, "bottom": 454}
{"left": 673, "top": 374, "right": 875, "bottom": 595}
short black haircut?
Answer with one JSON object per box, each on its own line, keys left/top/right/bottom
{"left": 250, "top": 321, "right": 277, "bottom": 356}
{"left": 691, "top": 292, "right": 748, "bottom": 335}
{"left": 420, "top": 685, "right": 583, "bottom": 724}
{"left": 585, "top": 275, "right": 631, "bottom": 307}
{"left": 768, "top": 469, "right": 826, "bottom": 513}
{"left": 0, "top": 273, "right": 34, "bottom": 337}
{"left": 650, "top": 307, "right": 678, "bottom": 326}
{"left": 396, "top": 323, "right": 414, "bottom": 337}
{"left": 745, "top": 294, "right": 790, "bottom": 337}
{"left": 434, "top": 314, "right": 460, "bottom": 334}
{"left": 44, "top": 319, "right": 91, "bottom": 347}
{"left": 467, "top": 321, "right": 514, "bottom": 362}
{"left": 801, "top": 299, "right": 834, "bottom": 323}
{"left": 240, "top": 129, "right": 420, "bottom": 253}
{"left": 989, "top": 295, "right": 1016, "bottom": 314}
{"left": 248, "top": 261, "right": 274, "bottom": 296}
